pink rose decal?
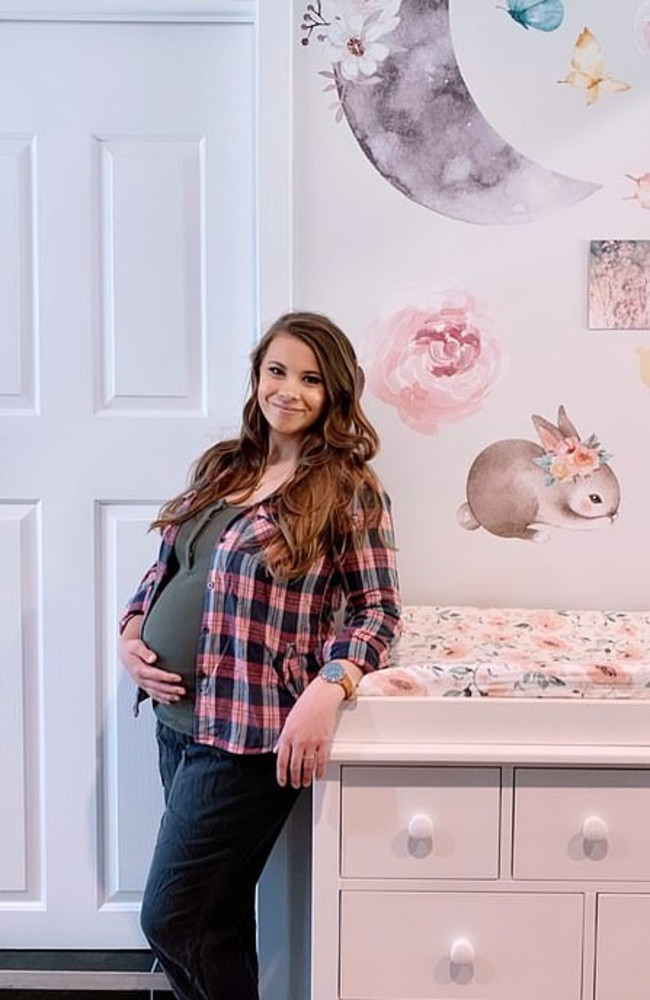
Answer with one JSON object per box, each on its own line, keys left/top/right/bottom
{"left": 365, "top": 290, "right": 503, "bottom": 434}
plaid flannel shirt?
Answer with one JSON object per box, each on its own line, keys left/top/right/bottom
{"left": 120, "top": 491, "right": 401, "bottom": 753}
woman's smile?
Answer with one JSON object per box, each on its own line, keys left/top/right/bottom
{"left": 273, "top": 400, "right": 303, "bottom": 413}
{"left": 258, "top": 333, "right": 327, "bottom": 441}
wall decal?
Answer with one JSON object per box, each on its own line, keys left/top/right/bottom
{"left": 457, "top": 406, "right": 620, "bottom": 542}
{"left": 588, "top": 240, "right": 650, "bottom": 329}
{"left": 364, "top": 289, "right": 503, "bottom": 434}
{"left": 635, "top": 346, "right": 650, "bottom": 387}
{"left": 300, "top": 0, "right": 600, "bottom": 224}
{"left": 625, "top": 172, "right": 650, "bottom": 209}
{"left": 560, "top": 27, "right": 631, "bottom": 106}
{"left": 502, "top": 0, "right": 564, "bottom": 33}
{"left": 635, "top": 0, "right": 650, "bottom": 53}
{"left": 323, "top": 2, "right": 400, "bottom": 81}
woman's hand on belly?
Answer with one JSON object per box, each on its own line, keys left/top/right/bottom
{"left": 118, "top": 617, "right": 186, "bottom": 704}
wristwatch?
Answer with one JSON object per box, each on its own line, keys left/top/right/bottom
{"left": 319, "top": 661, "right": 355, "bottom": 700}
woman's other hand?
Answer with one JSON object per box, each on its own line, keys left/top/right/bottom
{"left": 118, "top": 614, "right": 186, "bottom": 704}
{"left": 275, "top": 678, "right": 346, "bottom": 789}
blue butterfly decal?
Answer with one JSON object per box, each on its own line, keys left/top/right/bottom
{"left": 503, "top": 0, "right": 564, "bottom": 32}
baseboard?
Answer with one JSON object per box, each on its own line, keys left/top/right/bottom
{"left": 0, "top": 991, "right": 171, "bottom": 999}
{"left": 0, "top": 953, "right": 171, "bottom": 993}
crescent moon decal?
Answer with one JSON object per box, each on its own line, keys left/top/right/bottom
{"left": 336, "top": 0, "right": 601, "bottom": 225}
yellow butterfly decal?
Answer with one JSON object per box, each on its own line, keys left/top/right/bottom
{"left": 561, "top": 26, "right": 630, "bottom": 105}
{"left": 637, "top": 347, "right": 650, "bottom": 389}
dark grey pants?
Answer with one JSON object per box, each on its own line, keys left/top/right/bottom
{"left": 142, "top": 722, "right": 301, "bottom": 1000}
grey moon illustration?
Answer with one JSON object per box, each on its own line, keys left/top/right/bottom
{"left": 338, "top": 0, "right": 601, "bottom": 224}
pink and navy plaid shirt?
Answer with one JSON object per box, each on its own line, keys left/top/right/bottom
{"left": 121, "top": 491, "right": 401, "bottom": 753}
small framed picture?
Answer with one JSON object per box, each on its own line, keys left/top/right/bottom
{"left": 588, "top": 239, "right": 650, "bottom": 330}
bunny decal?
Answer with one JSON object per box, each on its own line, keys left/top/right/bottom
{"left": 457, "top": 406, "right": 620, "bottom": 542}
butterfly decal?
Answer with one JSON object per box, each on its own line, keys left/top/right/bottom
{"left": 637, "top": 347, "right": 650, "bottom": 388}
{"left": 625, "top": 173, "right": 650, "bottom": 209}
{"left": 502, "top": 0, "right": 564, "bottom": 32}
{"left": 635, "top": 0, "right": 650, "bottom": 54}
{"left": 560, "top": 27, "right": 631, "bottom": 105}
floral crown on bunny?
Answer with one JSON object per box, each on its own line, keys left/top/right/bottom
{"left": 534, "top": 432, "right": 612, "bottom": 486}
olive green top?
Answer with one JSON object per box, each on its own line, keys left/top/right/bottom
{"left": 142, "top": 503, "right": 243, "bottom": 734}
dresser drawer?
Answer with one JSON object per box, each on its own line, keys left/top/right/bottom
{"left": 340, "top": 890, "right": 583, "bottom": 1000}
{"left": 595, "top": 894, "right": 650, "bottom": 1000}
{"left": 513, "top": 768, "right": 650, "bottom": 880}
{"left": 341, "top": 766, "right": 500, "bottom": 879}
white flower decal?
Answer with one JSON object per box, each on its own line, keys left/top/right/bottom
{"left": 325, "top": 3, "right": 401, "bottom": 81}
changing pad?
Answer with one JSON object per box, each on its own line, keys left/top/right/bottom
{"left": 358, "top": 606, "right": 650, "bottom": 700}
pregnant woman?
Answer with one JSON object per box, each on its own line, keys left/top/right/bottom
{"left": 118, "top": 310, "right": 401, "bottom": 1000}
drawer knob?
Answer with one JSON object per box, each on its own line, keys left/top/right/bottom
{"left": 449, "top": 937, "right": 475, "bottom": 967}
{"left": 582, "top": 815, "right": 609, "bottom": 842}
{"left": 407, "top": 813, "right": 434, "bottom": 840}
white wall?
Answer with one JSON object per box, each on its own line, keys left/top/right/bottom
{"left": 293, "top": 0, "right": 650, "bottom": 610}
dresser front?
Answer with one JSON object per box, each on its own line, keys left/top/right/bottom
{"left": 312, "top": 759, "right": 650, "bottom": 1000}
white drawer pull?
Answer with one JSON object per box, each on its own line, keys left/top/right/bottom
{"left": 582, "top": 815, "right": 609, "bottom": 842}
{"left": 407, "top": 813, "right": 434, "bottom": 840}
{"left": 449, "top": 937, "right": 475, "bottom": 966}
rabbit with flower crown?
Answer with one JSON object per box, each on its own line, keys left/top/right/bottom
{"left": 457, "top": 406, "right": 620, "bottom": 542}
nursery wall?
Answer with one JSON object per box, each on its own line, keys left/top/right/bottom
{"left": 292, "top": 0, "right": 650, "bottom": 610}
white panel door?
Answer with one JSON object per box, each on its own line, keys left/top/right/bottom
{"left": 0, "top": 10, "right": 258, "bottom": 947}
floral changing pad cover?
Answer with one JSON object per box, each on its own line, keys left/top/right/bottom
{"left": 358, "top": 606, "right": 650, "bottom": 700}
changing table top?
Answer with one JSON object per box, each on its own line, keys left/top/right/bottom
{"left": 358, "top": 606, "right": 650, "bottom": 701}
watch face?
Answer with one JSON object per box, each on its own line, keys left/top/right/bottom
{"left": 321, "top": 662, "right": 345, "bottom": 682}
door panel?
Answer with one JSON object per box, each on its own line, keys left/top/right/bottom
{"left": 96, "top": 136, "right": 206, "bottom": 411}
{"left": 0, "top": 15, "right": 256, "bottom": 946}
{"left": 0, "top": 504, "right": 41, "bottom": 897}
{"left": 0, "top": 136, "right": 36, "bottom": 409}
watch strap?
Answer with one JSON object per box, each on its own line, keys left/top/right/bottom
{"left": 336, "top": 671, "right": 355, "bottom": 700}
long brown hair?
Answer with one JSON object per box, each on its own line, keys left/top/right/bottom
{"left": 153, "top": 311, "right": 385, "bottom": 578}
